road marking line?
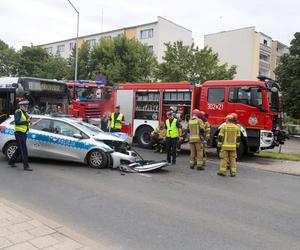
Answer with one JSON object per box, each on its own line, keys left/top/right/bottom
{"left": 137, "top": 173, "right": 152, "bottom": 178}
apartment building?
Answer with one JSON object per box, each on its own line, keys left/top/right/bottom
{"left": 39, "top": 16, "right": 192, "bottom": 63}
{"left": 204, "top": 27, "right": 289, "bottom": 80}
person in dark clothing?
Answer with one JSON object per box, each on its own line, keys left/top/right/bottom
{"left": 101, "top": 111, "right": 110, "bottom": 132}
{"left": 165, "top": 111, "right": 182, "bottom": 165}
{"left": 8, "top": 100, "right": 33, "bottom": 171}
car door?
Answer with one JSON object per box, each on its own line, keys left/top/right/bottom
{"left": 28, "top": 118, "right": 52, "bottom": 158}
{"left": 47, "top": 120, "right": 89, "bottom": 162}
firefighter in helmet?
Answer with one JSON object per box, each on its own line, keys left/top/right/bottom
{"left": 188, "top": 109, "right": 205, "bottom": 170}
{"left": 199, "top": 111, "right": 210, "bottom": 166}
{"left": 151, "top": 120, "right": 167, "bottom": 153}
{"left": 217, "top": 114, "right": 241, "bottom": 177}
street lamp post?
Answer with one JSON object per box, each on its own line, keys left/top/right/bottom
{"left": 67, "top": 0, "right": 79, "bottom": 81}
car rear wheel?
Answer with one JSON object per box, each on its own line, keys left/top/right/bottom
{"left": 4, "top": 141, "right": 18, "bottom": 160}
{"left": 87, "top": 149, "right": 108, "bottom": 168}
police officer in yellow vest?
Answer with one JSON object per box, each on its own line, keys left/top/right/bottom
{"left": 109, "top": 105, "right": 124, "bottom": 132}
{"left": 165, "top": 111, "right": 182, "bottom": 165}
{"left": 217, "top": 114, "right": 241, "bottom": 177}
{"left": 199, "top": 111, "right": 211, "bottom": 166}
{"left": 8, "top": 100, "right": 33, "bottom": 171}
{"left": 188, "top": 109, "right": 205, "bottom": 170}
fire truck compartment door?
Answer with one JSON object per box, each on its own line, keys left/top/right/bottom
{"left": 116, "top": 90, "right": 133, "bottom": 124}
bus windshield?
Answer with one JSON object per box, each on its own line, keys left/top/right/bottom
{"left": 267, "top": 90, "right": 280, "bottom": 112}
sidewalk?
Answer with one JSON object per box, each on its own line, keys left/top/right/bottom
{"left": 0, "top": 198, "right": 103, "bottom": 250}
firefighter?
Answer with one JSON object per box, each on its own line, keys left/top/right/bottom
{"left": 8, "top": 100, "right": 33, "bottom": 171}
{"left": 217, "top": 114, "right": 241, "bottom": 177}
{"left": 188, "top": 109, "right": 205, "bottom": 170}
{"left": 108, "top": 105, "right": 124, "bottom": 132}
{"left": 165, "top": 111, "right": 182, "bottom": 165}
{"left": 199, "top": 111, "right": 210, "bottom": 166}
{"left": 151, "top": 121, "right": 167, "bottom": 153}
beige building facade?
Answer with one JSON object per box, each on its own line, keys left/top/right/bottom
{"left": 204, "top": 27, "right": 289, "bottom": 80}
{"left": 39, "top": 16, "right": 192, "bottom": 63}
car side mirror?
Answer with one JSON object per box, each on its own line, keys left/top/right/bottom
{"left": 73, "top": 133, "right": 83, "bottom": 139}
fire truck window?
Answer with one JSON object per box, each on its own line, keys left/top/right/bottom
{"left": 250, "top": 88, "right": 263, "bottom": 106}
{"left": 237, "top": 88, "right": 251, "bottom": 105}
{"left": 208, "top": 88, "right": 225, "bottom": 102}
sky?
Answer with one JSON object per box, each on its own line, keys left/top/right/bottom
{"left": 0, "top": 0, "right": 299, "bottom": 50}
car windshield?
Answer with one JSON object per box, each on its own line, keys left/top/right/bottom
{"left": 267, "top": 90, "right": 280, "bottom": 112}
{"left": 70, "top": 119, "right": 103, "bottom": 136}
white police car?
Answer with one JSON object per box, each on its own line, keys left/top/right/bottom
{"left": 0, "top": 115, "right": 136, "bottom": 168}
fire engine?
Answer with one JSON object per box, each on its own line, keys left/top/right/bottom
{"left": 66, "top": 80, "right": 114, "bottom": 122}
{"left": 193, "top": 76, "right": 286, "bottom": 156}
{"left": 111, "top": 77, "right": 286, "bottom": 156}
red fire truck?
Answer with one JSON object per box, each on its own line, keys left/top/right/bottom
{"left": 111, "top": 77, "right": 286, "bottom": 156}
{"left": 193, "top": 76, "right": 286, "bottom": 156}
{"left": 66, "top": 81, "right": 114, "bottom": 121}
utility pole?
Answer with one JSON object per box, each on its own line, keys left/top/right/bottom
{"left": 67, "top": 0, "right": 79, "bottom": 81}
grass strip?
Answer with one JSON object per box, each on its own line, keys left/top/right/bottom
{"left": 255, "top": 151, "right": 300, "bottom": 161}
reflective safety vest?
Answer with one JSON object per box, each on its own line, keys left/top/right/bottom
{"left": 204, "top": 121, "right": 211, "bottom": 141}
{"left": 166, "top": 118, "right": 179, "bottom": 138}
{"left": 14, "top": 109, "right": 30, "bottom": 133}
{"left": 188, "top": 118, "right": 203, "bottom": 143}
{"left": 217, "top": 123, "right": 240, "bottom": 150}
{"left": 110, "top": 112, "right": 124, "bottom": 129}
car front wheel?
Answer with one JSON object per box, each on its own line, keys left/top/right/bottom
{"left": 87, "top": 149, "right": 108, "bottom": 168}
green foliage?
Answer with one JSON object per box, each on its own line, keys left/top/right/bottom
{"left": 156, "top": 41, "right": 237, "bottom": 82}
{"left": 0, "top": 40, "right": 19, "bottom": 76}
{"left": 275, "top": 32, "right": 300, "bottom": 119}
{"left": 43, "top": 54, "right": 70, "bottom": 80}
{"left": 18, "top": 46, "right": 49, "bottom": 77}
{"left": 255, "top": 151, "right": 300, "bottom": 161}
{"left": 68, "top": 42, "right": 91, "bottom": 80}
{"left": 90, "top": 36, "right": 157, "bottom": 84}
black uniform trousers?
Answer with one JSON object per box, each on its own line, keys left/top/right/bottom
{"left": 8, "top": 131, "right": 29, "bottom": 168}
{"left": 166, "top": 137, "right": 178, "bottom": 164}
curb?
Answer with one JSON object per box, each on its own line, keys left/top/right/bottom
{"left": 0, "top": 197, "right": 109, "bottom": 250}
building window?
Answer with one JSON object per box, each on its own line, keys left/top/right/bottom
{"left": 207, "top": 88, "right": 225, "bottom": 102}
{"left": 57, "top": 45, "right": 65, "bottom": 53}
{"left": 69, "top": 42, "right": 74, "bottom": 51}
{"left": 263, "top": 39, "right": 268, "bottom": 46}
{"left": 259, "top": 53, "right": 270, "bottom": 63}
{"left": 140, "top": 29, "right": 153, "bottom": 39}
{"left": 86, "top": 39, "right": 96, "bottom": 47}
{"left": 148, "top": 45, "right": 154, "bottom": 52}
{"left": 45, "top": 47, "right": 52, "bottom": 53}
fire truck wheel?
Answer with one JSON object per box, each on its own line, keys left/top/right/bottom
{"left": 136, "top": 126, "right": 153, "bottom": 149}
{"left": 237, "top": 140, "right": 246, "bottom": 159}
{"left": 87, "top": 149, "right": 108, "bottom": 168}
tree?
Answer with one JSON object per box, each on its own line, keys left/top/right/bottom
{"left": 43, "top": 54, "right": 70, "bottom": 80}
{"left": 0, "top": 40, "right": 19, "bottom": 76}
{"left": 18, "top": 46, "right": 49, "bottom": 77}
{"left": 89, "top": 36, "right": 157, "bottom": 84}
{"left": 275, "top": 32, "right": 300, "bottom": 118}
{"left": 156, "top": 41, "right": 236, "bottom": 82}
{"left": 68, "top": 42, "right": 91, "bottom": 80}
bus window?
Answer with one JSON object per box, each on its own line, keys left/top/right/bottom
{"left": 207, "top": 88, "right": 225, "bottom": 102}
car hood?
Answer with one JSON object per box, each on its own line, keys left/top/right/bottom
{"left": 93, "top": 132, "right": 128, "bottom": 142}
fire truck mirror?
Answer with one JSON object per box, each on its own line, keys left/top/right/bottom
{"left": 270, "top": 87, "right": 278, "bottom": 93}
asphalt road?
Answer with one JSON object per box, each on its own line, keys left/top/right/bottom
{"left": 0, "top": 149, "right": 299, "bottom": 250}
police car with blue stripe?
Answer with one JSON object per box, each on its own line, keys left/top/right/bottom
{"left": 0, "top": 115, "right": 136, "bottom": 169}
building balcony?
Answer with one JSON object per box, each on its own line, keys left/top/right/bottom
{"left": 259, "top": 60, "right": 270, "bottom": 70}
{"left": 260, "top": 44, "right": 271, "bottom": 54}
